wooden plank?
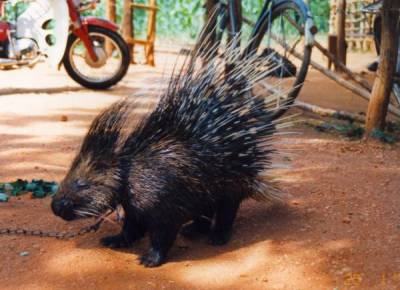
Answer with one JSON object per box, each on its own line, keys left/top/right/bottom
{"left": 131, "top": 4, "right": 158, "bottom": 10}
{"left": 126, "top": 39, "right": 150, "bottom": 45}
{"left": 296, "top": 100, "right": 366, "bottom": 123}
{"left": 313, "top": 40, "right": 372, "bottom": 91}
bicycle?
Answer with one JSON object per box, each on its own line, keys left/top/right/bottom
{"left": 193, "top": 0, "right": 317, "bottom": 119}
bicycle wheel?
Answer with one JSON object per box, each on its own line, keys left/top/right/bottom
{"left": 244, "top": 0, "right": 313, "bottom": 119}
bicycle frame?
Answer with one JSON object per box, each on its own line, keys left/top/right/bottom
{"left": 218, "top": 0, "right": 316, "bottom": 57}
{"left": 195, "top": 0, "right": 316, "bottom": 119}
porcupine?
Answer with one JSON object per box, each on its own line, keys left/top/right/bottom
{"left": 51, "top": 39, "right": 290, "bottom": 267}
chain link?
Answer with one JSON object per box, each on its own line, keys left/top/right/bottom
{"left": 0, "top": 219, "right": 104, "bottom": 240}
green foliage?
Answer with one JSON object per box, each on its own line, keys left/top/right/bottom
{"left": 370, "top": 129, "right": 397, "bottom": 144}
{"left": 310, "top": 121, "right": 365, "bottom": 140}
{"left": 309, "top": 0, "right": 330, "bottom": 32}
{"left": 306, "top": 119, "right": 400, "bottom": 144}
{"left": 92, "top": 0, "right": 331, "bottom": 39}
{"left": 2, "top": 0, "right": 331, "bottom": 39}
{"left": 2, "top": 2, "right": 28, "bottom": 21}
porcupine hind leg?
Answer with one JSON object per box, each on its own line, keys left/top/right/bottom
{"left": 140, "top": 222, "right": 181, "bottom": 267}
{"left": 208, "top": 198, "right": 241, "bottom": 246}
{"left": 101, "top": 215, "right": 146, "bottom": 248}
{"left": 181, "top": 215, "right": 213, "bottom": 239}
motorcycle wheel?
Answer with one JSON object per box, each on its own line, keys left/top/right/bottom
{"left": 63, "top": 26, "right": 130, "bottom": 90}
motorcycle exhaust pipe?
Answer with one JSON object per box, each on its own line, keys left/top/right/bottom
{"left": 0, "top": 58, "right": 30, "bottom": 68}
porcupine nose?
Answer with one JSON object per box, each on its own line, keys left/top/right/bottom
{"left": 51, "top": 197, "right": 75, "bottom": 221}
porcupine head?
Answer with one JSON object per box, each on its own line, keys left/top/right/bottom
{"left": 51, "top": 101, "right": 135, "bottom": 221}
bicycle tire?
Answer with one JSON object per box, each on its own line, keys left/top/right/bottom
{"left": 243, "top": 0, "right": 313, "bottom": 119}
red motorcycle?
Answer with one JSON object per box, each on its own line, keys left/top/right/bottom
{"left": 0, "top": 0, "right": 130, "bottom": 89}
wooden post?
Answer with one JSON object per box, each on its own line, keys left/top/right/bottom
{"left": 127, "top": 1, "right": 158, "bottom": 66}
{"left": 105, "top": 0, "right": 117, "bottom": 55}
{"left": 335, "top": 0, "right": 346, "bottom": 71}
{"left": 145, "top": 0, "right": 156, "bottom": 66}
{"left": 106, "top": 0, "right": 116, "bottom": 23}
{"left": 0, "top": 1, "right": 4, "bottom": 18}
{"left": 365, "top": 0, "right": 400, "bottom": 134}
{"left": 122, "top": 0, "right": 134, "bottom": 63}
{"left": 328, "top": 35, "right": 338, "bottom": 70}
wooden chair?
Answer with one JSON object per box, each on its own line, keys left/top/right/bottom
{"left": 122, "top": 0, "right": 157, "bottom": 66}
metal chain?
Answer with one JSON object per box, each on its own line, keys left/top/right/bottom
{"left": 0, "top": 219, "right": 105, "bottom": 240}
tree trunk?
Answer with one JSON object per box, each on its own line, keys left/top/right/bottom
{"left": 365, "top": 0, "right": 400, "bottom": 135}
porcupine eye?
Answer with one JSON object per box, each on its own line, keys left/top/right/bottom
{"left": 74, "top": 179, "right": 90, "bottom": 190}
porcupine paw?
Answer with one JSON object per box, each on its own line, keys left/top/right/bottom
{"left": 208, "top": 230, "right": 232, "bottom": 246}
{"left": 181, "top": 217, "right": 212, "bottom": 239}
{"left": 100, "top": 234, "right": 131, "bottom": 248}
{"left": 139, "top": 248, "right": 165, "bottom": 268}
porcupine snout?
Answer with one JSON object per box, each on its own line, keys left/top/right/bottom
{"left": 51, "top": 196, "right": 75, "bottom": 221}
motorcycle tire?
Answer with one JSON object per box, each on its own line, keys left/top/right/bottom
{"left": 63, "top": 26, "right": 130, "bottom": 90}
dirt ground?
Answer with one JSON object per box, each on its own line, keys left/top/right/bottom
{"left": 0, "top": 49, "right": 400, "bottom": 290}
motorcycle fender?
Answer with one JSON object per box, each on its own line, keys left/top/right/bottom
{"left": 62, "top": 17, "right": 119, "bottom": 68}
{"left": 82, "top": 17, "right": 119, "bottom": 32}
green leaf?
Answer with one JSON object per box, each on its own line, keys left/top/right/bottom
{"left": 0, "top": 179, "right": 59, "bottom": 199}
{"left": 10, "top": 179, "right": 28, "bottom": 196}
{"left": 0, "top": 193, "right": 9, "bottom": 202}
{"left": 32, "top": 187, "right": 45, "bottom": 198}
{"left": 25, "top": 181, "right": 37, "bottom": 191}
{"left": 371, "top": 129, "right": 397, "bottom": 144}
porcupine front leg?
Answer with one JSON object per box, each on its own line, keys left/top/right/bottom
{"left": 209, "top": 198, "right": 241, "bottom": 245}
{"left": 101, "top": 215, "right": 146, "bottom": 248}
{"left": 140, "top": 222, "right": 180, "bottom": 267}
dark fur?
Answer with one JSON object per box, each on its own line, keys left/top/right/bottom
{"left": 52, "top": 45, "right": 283, "bottom": 267}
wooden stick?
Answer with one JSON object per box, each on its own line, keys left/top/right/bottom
{"left": 296, "top": 100, "right": 366, "bottom": 123}
{"left": 131, "top": 3, "right": 158, "bottom": 10}
{"left": 240, "top": 14, "right": 400, "bottom": 117}
{"left": 313, "top": 40, "right": 372, "bottom": 91}
{"left": 279, "top": 14, "right": 372, "bottom": 92}
{"left": 288, "top": 43, "right": 400, "bottom": 118}
{"left": 242, "top": 14, "right": 372, "bottom": 92}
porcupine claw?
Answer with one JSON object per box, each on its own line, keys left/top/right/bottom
{"left": 139, "top": 248, "right": 165, "bottom": 268}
